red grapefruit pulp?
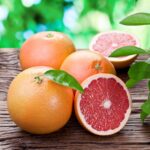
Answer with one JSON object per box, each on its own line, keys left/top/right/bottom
{"left": 75, "top": 74, "right": 131, "bottom": 135}
{"left": 90, "top": 31, "right": 140, "bottom": 68}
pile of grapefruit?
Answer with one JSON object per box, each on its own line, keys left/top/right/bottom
{"left": 7, "top": 31, "right": 138, "bottom": 135}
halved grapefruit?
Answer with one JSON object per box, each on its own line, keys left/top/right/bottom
{"left": 89, "top": 31, "right": 140, "bottom": 69}
{"left": 75, "top": 73, "right": 131, "bottom": 136}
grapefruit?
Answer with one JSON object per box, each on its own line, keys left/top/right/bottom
{"left": 7, "top": 66, "right": 73, "bottom": 134}
{"left": 19, "top": 31, "right": 76, "bottom": 70}
{"left": 90, "top": 31, "right": 140, "bottom": 68}
{"left": 60, "top": 50, "right": 116, "bottom": 83}
{"left": 75, "top": 73, "right": 131, "bottom": 136}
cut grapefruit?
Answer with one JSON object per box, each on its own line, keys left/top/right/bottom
{"left": 75, "top": 73, "right": 131, "bottom": 136}
{"left": 89, "top": 31, "right": 140, "bottom": 69}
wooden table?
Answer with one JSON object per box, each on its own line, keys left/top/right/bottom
{"left": 0, "top": 49, "right": 150, "bottom": 150}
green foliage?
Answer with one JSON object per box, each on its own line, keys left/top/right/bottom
{"left": 120, "top": 13, "right": 150, "bottom": 25}
{"left": 0, "top": 0, "right": 66, "bottom": 47}
{"left": 0, "top": 0, "right": 136, "bottom": 48}
{"left": 81, "top": 0, "right": 135, "bottom": 25}
{"left": 44, "top": 70, "right": 84, "bottom": 93}
{"left": 110, "top": 46, "right": 150, "bottom": 57}
{"left": 126, "top": 59, "right": 150, "bottom": 88}
{"left": 141, "top": 81, "right": 150, "bottom": 122}
{"left": 111, "top": 12, "right": 150, "bottom": 122}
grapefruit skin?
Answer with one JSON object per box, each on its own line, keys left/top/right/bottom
{"left": 109, "top": 55, "right": 137, "bottom": 69}
{"left": 90, "top": 31, "right": 140, "bottom": 69}
{"left": 74, "top": 73, "right": 132, "bottom": 136}
{"left": 60, "top": 50, "right": 116, "bottom": 83}
{"left": 7, "top": 66, "right": 73, "bottom": 134}
{"left": 19, "top": 31, "right": 76, "bottom": 70}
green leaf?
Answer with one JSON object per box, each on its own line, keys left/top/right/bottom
{"left": 148, "top": 80, "right": 150, "bottom": 90}
{"left": 148, "top": 81, "right": 150, "bottom": 100}
{"left": 140, "top": 80, "right": 150, "bottom": 122}
{"left": 120, "top": 13, "right": 150, "bottom": 25}
{"left": 44, "top": 70, "right": 84, "bottom": 93}
{"left": 126, "top": 79, "right": 139, "bottom": 88}
{"left": 110, "top": 46, "right": 149, "bottom": 57}
{"left": 141, "top": 99, "right": 150, "bottom": 114}
{"left": 148, "top": 80, "right": 150, "bottom": 89}
{"left": 141, "top": 97, "right": 150, "bottom": 122}
{"left": 140, "top": 110, "right": 149, "bottom": 122}
{"left": 126, "top": 60, "right": 150, "bottom": 88}
{"left": 140, "top": 81, "right": 150, "bottom": 122}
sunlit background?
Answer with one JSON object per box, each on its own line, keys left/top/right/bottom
{"left": 0, "top": 0, "right": 150, "bottom": 48}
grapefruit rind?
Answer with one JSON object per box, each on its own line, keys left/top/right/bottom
{"left": 60, "top": 50, "right": 116, "bottom": 83}
{"left": 89, "top": 30, "right": 140, "bottom": 68}
{"left": 75, "top": 73, "right": 132, "bottom": 136}
{"left": 7, "top": 66, "right": 73, "bottom": 134}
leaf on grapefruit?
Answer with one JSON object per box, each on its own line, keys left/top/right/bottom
{"left": 7, "top": 66, "right": 73, "bottom": 134}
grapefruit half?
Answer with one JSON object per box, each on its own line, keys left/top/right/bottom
{"left": 75, "top": 73, "right": 131, "bottom": 136}
{"left": 89, "top": 31, "right": 140, "bottom": 69}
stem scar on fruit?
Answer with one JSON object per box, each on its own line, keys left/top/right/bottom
{"left": 93, "top": 61, "right": 102, "bottom": 71}
{"left": 46, "top": 33, "right": 53, "bottom": 38}
{"left": 95, "top": 63, "right": 101, "bottom": 70}
{"left": 34, "top": 76, "right": 43, "bottom": 84}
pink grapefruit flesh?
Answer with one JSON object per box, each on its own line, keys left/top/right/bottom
{"left": 90, "top": 31, "right": 140, "bottom": 69}
{"left": 75, "top": 73, "right": 131, "bottom": 136}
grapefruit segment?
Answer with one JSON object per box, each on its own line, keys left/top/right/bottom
{"left": 75, "top": 73, "right": 131, "bottom": 136}
{"left": 90, "top": 31, "right": 140, "bottom": 68}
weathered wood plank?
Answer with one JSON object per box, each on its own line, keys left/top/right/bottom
{"left": 0, "top": 49, "right": 150, "bottom": 150}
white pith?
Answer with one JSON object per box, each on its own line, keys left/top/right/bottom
{"left": 89, "top": 30, "right": 140, "bottom": 62}
{"left": 76, "top": 73, "right": 132, "bottom": 136}
{"left": 112, "top": 43, "right": 118, "bottom": 47}
{"left": 103, "top": 99, "right": 112, "bottom": 109}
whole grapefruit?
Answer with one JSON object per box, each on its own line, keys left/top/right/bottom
{"left": 19, "top": 31, "right": 76, "bottom": 70}
{"left": 7, "top": 66, "right": 73, "bottom": 134}
{"left": 60, "top": 50, "right": 116, "bottom": 83}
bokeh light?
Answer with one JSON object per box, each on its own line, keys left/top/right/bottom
{"left": 0, "top": 5, "right": 8, "bottom": 21}
{"left": 21, "top": 0, "right": 41, "bottom": 7}
{"left": 63, "top": 6, "right": 77, "bottom": 29}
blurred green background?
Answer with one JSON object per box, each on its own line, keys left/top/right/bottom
{"left": 0, "top": 0, "right": 150, "bottom": 48}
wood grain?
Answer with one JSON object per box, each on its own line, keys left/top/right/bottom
{"left": 0, "top": 49, "right": 150, "bottom": 150}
